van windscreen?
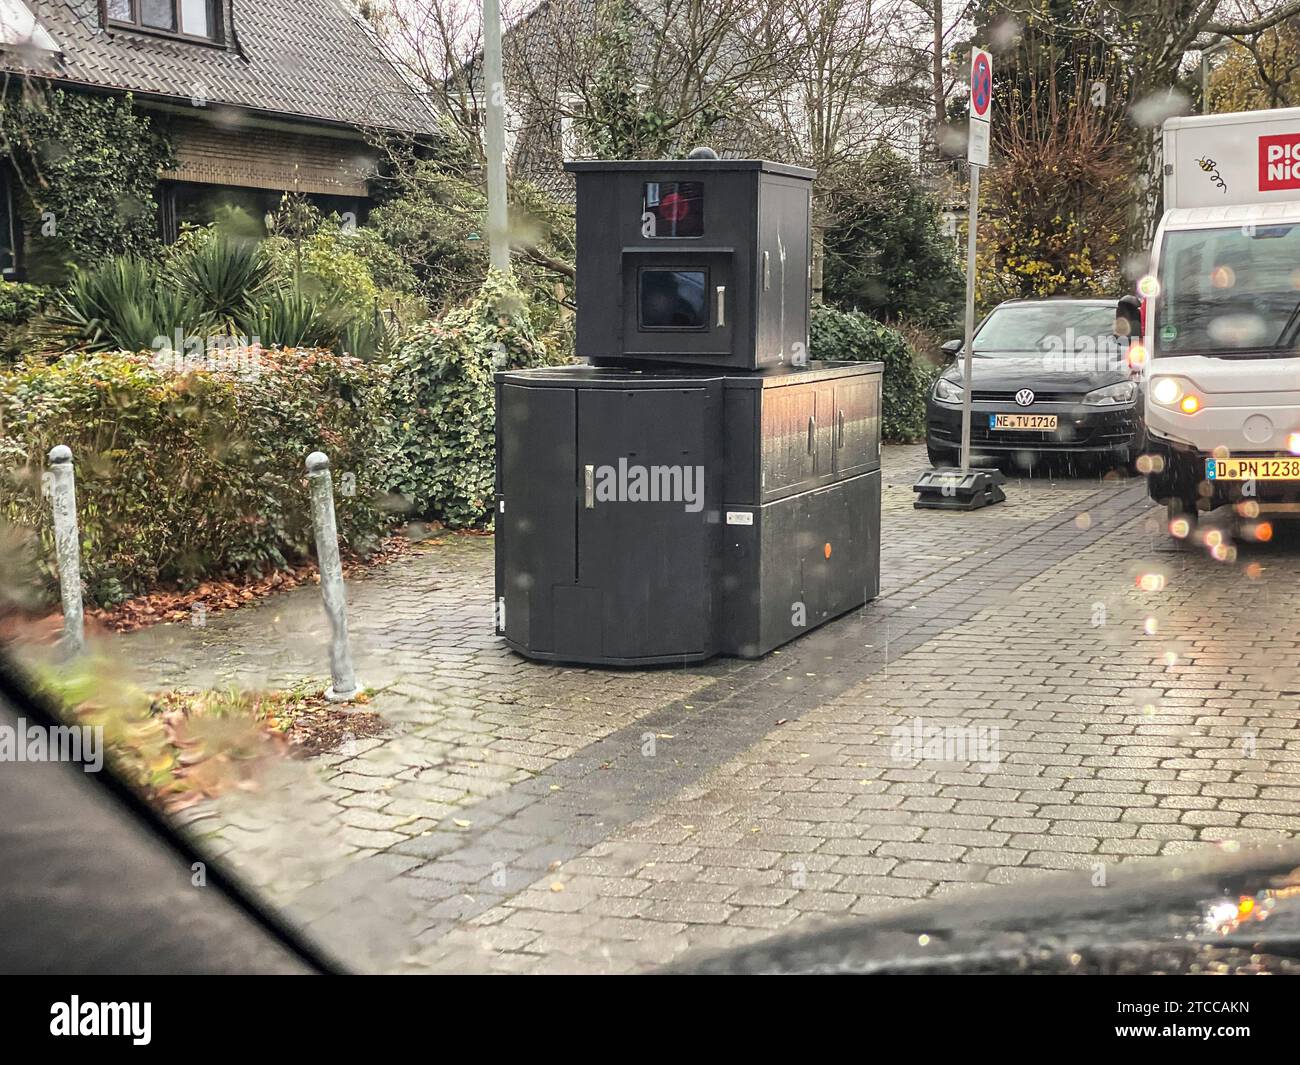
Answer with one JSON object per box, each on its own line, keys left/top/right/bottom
{"left": 1156, "top": 224, "right": 1300, "bottom": 355}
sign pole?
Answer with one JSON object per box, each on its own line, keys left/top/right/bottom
{"left": 910, "top": 45, "right": 1006, "bottom": 511}
{"left": 960, "top": 161, "right": 979, "bottom": 472}
{"left": 960, "top": 46, "right": 992, "bottom": 474}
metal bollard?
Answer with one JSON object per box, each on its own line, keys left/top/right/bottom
{"left": 47, "top": 445, "right": 85, "bottom": 655}
{"left": 305, "top": 451, "right": 360, "bottom": 702}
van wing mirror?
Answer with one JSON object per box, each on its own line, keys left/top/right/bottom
{"left": 1116, "top": 295, "right": 1142, "bottom": 339}
{"left": 941, "top": 338, "right": 963, "bottom": 358}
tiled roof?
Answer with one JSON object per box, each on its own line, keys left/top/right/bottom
{"left": 2, "top": 1, "right": 440, "bottom": 134}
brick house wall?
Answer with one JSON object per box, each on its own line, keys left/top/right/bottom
{"left": 161, "top": 115, "right": 378, "bottom": 198}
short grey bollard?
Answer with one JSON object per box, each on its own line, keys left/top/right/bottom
{"left": 47, "top": 445, "right": 84, "bottom": 655}
{"left": 306, "top": 451, "right": 360, "bottom": 702}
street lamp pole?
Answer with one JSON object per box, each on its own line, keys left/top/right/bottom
{"left": 483, "top": 0, "right": 510, "bottom": 272}
{"left": 1200, "top": 36, "right": 1231, "bottom": 115}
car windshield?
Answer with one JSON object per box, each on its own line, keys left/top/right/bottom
{"left": 972, "top": 302, "right": 1124, "bottom": 354}
{"left": 1155, "top": 224, "right": 1300, "bottom": 356}
{"left": 6, "top": 6, "right": 1300, "bottom": 1006}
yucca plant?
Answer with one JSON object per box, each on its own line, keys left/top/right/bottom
{"left": 235, "top": 284, "right": 347, "bottom": 350}
{"left": 43, "top": 257, "right": 205, "bottom": 353}
{"left": 173, "top": 233, "right": 271, "bottom": 326}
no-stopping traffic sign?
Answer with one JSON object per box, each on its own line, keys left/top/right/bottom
{"left": 971, "top": 49, "right": 992, "bottom": 120}
{"left": 968, "top": 47, "right": 993, "bottom": 167}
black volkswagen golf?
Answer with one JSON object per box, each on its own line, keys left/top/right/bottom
{"left": 926, "top": 298, "right": 1144, "bottom": 470}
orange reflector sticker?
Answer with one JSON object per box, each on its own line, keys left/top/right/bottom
{"left": 824, "top": 543, "right": 832, "bottom": 559}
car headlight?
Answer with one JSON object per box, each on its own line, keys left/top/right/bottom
{"left": 1150, "top": 375, "right": 1202, "bottom": 413}
{"left": 1083, "top": 381, "right": 1138, "bottom": 406}
{"left": 934, "top": 377, "right": 963, "bottom": 403}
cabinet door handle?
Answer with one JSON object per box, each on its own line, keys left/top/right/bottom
{"left": 762, "top": 251, "right": 770, "bottom": 291}
{"left": 838, "top": 409, "right": 845, "bottom": 448}
{"left": 807, "top": 415, "right": 815, "bottom": 454}
{"left": 584, "top": 464, "right": 595, "bottom": 508}
{"left": 716, "top": 285, "right": 726, "bottom": 327}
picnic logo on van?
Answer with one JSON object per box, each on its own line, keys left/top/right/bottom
{"left": 1259, "top": 132, "right": 1300, "bottom": 191}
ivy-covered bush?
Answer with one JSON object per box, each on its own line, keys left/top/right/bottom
{"left": 0, "top": 89, "right": 174, "bottom": 283}
{"left": 0, "top": 282, "right": 50, "bottom": 325}
{"left": 809, "top": 304, "right": 936, "bottom": 443}
{"left": 382, "top": 273, "right": 554, "bottom": 527}
{"left": 0, "top": 349, "right": 386, "bottom": 607}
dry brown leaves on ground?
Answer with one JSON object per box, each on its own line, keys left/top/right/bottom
{"left": 81, "top": 532, "right": 414, "bottom": 634}
{"left": 42, "top": 662, "right": 385, "bottom": 814}
{"left": 146, "top": 685, "right": 385, "bottom": 810}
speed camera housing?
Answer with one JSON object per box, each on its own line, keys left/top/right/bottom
{"left": 566, "top": 158, "right": 815, "bottom": 371}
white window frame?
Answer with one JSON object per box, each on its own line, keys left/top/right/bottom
{"left": 559, "top": 94, "right": 586, "bottom": 161}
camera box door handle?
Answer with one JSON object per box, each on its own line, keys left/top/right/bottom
{"left": 584, "top": 464, "right": 595, "bottom": 508}
{"left": 716, "top": 285, "right": 726, "bottom": 327}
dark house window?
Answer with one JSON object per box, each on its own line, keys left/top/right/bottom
{"left": 106, "top": 0, "right": 221, "bottom": 42}
{"left": 159, "top": 181, "right": 368, "bottom": 244}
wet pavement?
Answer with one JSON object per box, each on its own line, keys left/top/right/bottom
{"left": 106, "top": 445, "right": 1300, "bottom": 972}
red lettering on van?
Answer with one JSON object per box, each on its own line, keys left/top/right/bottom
{"left": 1260, "top": 133, "right": 1300, "bottom": 191}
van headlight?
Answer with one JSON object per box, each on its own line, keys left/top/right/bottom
{"left": 1083, "top": 381, "right": 1138, "bottom": 406}
{"left": 1151, "top": 376, "right": 1182, "bottom": 406}
{"left": 934, "top": 377, "right": 963, "bottom": 404}
{"left": 1150, "top": 375, "right": 1203, "bottom": 413}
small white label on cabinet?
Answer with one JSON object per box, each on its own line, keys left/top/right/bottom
{"left": 726, "top": 511, "right": 754, "bottom": 526}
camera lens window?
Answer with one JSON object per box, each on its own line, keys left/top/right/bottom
{"left": 640, "top": 269, "right": 708, "bottom": 329}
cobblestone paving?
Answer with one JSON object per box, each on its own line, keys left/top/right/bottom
{"left": 108, "top": 446, "right": 1300, "bottom": 972}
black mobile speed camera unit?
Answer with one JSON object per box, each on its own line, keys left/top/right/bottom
{"left": 495, "top": 150, "right": 883, "bottom": 666}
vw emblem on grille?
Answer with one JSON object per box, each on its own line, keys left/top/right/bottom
{"left": 1015, "top": 388, "right": 1035, "bottom": 406}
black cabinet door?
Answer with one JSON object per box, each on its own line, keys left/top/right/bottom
{"left": 798, "top": 472, "right": 879, "bottom": 626}
{"left": 576, "top": 387, "right": 712, "bottom": 659}
{"left": 832, "top": 376, "right": 882, "bottom": 476}
{"left": 759, "top": 383, "right": 818, "bottom": 498}
{"left": 496, "top": 383, "right": 576, "bottom": 653}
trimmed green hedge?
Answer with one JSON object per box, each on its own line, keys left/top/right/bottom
{"left": 0, "top": 348, "right": 387, "bottom": 607}
{"left": 809, "top": 304, "right": 936, "bottom": 442}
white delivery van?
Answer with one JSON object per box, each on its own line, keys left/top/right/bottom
{"left": 1138, "top": 106, "right": 1300, "bottom": 525}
